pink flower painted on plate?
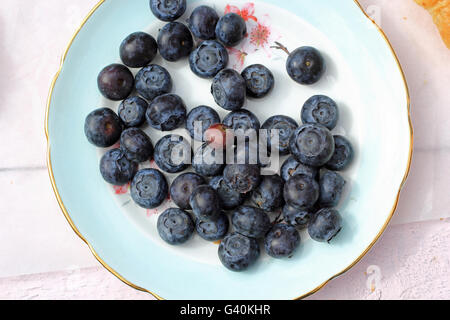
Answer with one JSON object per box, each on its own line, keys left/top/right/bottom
{"left": 247, "top": 14, "right": 282, "bottom": 57}
{"left": 225, "top": 3, "right": 257, "bottom": 22}
{"left": 147, "top": 209, "right": 158, "bottom": 217}
{"left": 113, "top": 183, "right": 130, "bottom": 195}
{"left": 227, "top": 47, "right": 248, "bottom": 71}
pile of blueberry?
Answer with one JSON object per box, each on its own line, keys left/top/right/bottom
{"left": 84, "top": 0, "right": 354, "bottom": 272}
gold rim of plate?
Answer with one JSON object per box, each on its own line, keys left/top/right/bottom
{"left": 44, "top": 0, "right": 413, "bottom": 301}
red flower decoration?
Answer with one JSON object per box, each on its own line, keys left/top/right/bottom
{"left": 225, "top": 3, "right": 257, "bottom": 22}
{"left": 227, "top": 47, "right": 248, "bottom": 71}
{"left": 250, "top": 22, "right": 271, "bottom": 48}
{"left": 113, "top": 183, "right": 130, "bottom": 195}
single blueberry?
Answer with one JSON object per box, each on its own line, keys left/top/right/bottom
{"left": 215, "top": 13, "right": 247, "bottom": 47}
{"left": 150, "top": 0, "right": 186, "bottom": 22}
{"left": 100, "top": 148, "right": 138, "bottom": 185}
{"left": 131, "top": 169, "right": 168, "bottom": 209}
{"left": 251, "top": 174, "right": 285, "bottom": 212}
{"left": 97, "top": 64, "right": 134, "bottom": 101}
{"left": 280, "top": 156, "right": 317, "bottom": 182}
{"left": 192, "top": 143, "right": 225, "bottom": 177}
{"left": 135, "top": 64, "right": 172, "bottom": 101}
{"left": 308, "top": 208, "right": 342, "bottom": 243}
{"left": 170, "top": 172, "right": 206, "bottom": 210}
{"left": 154, "top": 135, "right": 192, "bottom": 174}
{"left": 282, "top": 204, "right": 314, "bottom": 229}
{"left": 157, "top": 208, "right": 194, "bottom": 245}
{"left": 318, "top": 169, "right": 346, "bottom": 208}
{"left": 241, "top": 64, "right": 275, "bottom": 98}
{"left": 231, "top": 206, "right": 271, "bottom": 239}
{"left": 326, "top": 135, "right": 354, "bottom": 171}
{"left": 196, "top": 213, "right": 229, "bottom": 242}
{"left": 264, "top": 224, "right": 300, "bottom": 259}
{"left": 146, "top": 94, "right": 187, "bottom": 131}
{"left": 186, "top": 106, "right": 221, "bottom": 141}
{"left": 188, "top": 5, "right": 220, "bottom": 40}
{"left": 120, "top": 128, "right": 153, "bottom": 163}
{"left": 262, "top": 115, "right": 298, "bottom": 156}
{"left": 286, "top": 46, "right": 325, "bottom": 85}
{"left": 120, "top": 32, "right": 158, "bottom": 68}
{"left": 85, "top": 108, "right": 123, "bottom": 148}
{"left": 289, "top": 124, "right": 335, "bottom": 167}
{"left": 223, "top": 164, "right": 261, "bottom": 194}
{"left": 118, "top": 97, "right": 148, "bottom": 128}
{"left": 223, "top": 109, "right": 260, "bottom": 137}
{"left": 211, "top": 69, "right": 246, "bottom": 111}
{"left": 302, "top": 95, "right": 339, "bottom": 130}
{"left": 157, "top": 22, "right": 193, "bottom": 62}
{"left": 209, "top": 176, "right": 246, "bottom": 210}
{"left": 189, "top": 185, "right": 221, "bottom": 221}
{"left": 189, "top": 40, "right": 229, "bottom": 78}
{"left": 284, "top": 174, "right": 319, "bottom": 210}
{"left": 218, "top": 233, "right": 260, "bottom": 272}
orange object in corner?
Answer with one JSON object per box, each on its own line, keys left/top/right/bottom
{"left": 415, "top": 0, "right": 450, "bottom": 48}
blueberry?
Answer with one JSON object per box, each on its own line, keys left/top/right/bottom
{"left": 284, "top": 174, "right": 319, "bottom": 210}
{"left": 189, "top": 185, "right": 221, "bottom": 221}
{"left": 192, "top": 143, "right": 225, "bottom": 177}
{"left": 157, "top": 208, "right": 194, "bottom": 245}
{"left": 85, "top": 108, "right": 123, "bottom": 148}
{"left": 289, "top": 124, "right": 335, "bottom": 167}
{"left": 188, "top": 5, "right": 220, "bottom": 40}
{"left": 251, "top": 174, "right": 285, "bottom": 212}
{"left": 97, "top": 64, "right": 134, "bottom": 101}
{"left": 232, "top": 206, "right": 271, "bottom": 239}
{"left": 215, "top": 13, "right": 247, "bottom": 47}
{"left": 218, "top": 233, "right": 260, "bottom": 272}
{"left": 209, "top": 176, "right": 246, "bottom": 210}
{"left": 120, "top": 128, "right": 153, "bottom": 163}
{"left": 302, "top": 95, "right": 339, "bottom": 130}
{"left": 262, "top": 115, "right": 298, "bottom": 156}
{"left": 186, "top": 106, "right": 221, "bottom": 141}
{"left": 223, "top": 109, "right": 260, "bottom": 136}
{"left": 264, "top": 224, "right": 300, "bottom": 258}
{"left": 154, "top": 135, "right": 191, "bottom": 174}
{"left": 318, "top": 170, "right": 346, "bottom": 208}
{"left": 135, "top": 64, "right": 172, "bottom": 101}
{"left": 196, "top": 213, "right": 229, "bottom": 242}
{"left": 286, "top": 46, "right": 325, "bottom": 85}
{"left": 131, "top": 169, "right": 168, "bottom": 209}
{"left": 241, "top": 64, "right": 275, "bottom": 98}
{"left": 150, "top": 0, "right": 186, "bottom": 22}
{"left": 146, "top": 94, "right": 187, "bottom": 131}
{"left": 118, "top": 97, "right": 148, "bottom": 128}
{"left": 326, "top": 135, "right": 354, "bottom": 171}
{"left": 100, "top": 148, "right": 138, "bottom": 185}
{"left": 280, "top": 156, "right": 317, "bottom": 182}
{"left": 157, "top": 22, "right": 193, "bottom": 62}
{"left": 189, "top": 40, "right": 228, "bottom": 78}
{"left": 224, "top": 164, "right": 261, "bottom": 194}
{"left": 170, "top": 172, "right": 205, "bottom": 210}
{"left": 211, "top": 69, "right": 246, "bottom": 111}
{"left": 282, "top": 204, "right": 314, "bottom": 229}
{"left": 308, "top": 208, "right": 342, "bottom": 243}
{"left": 120, "top": 32, "right": 158, "bottom": 68}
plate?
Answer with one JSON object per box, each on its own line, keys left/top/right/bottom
{"left": 46, "top": 0, "right": 412, "bottom": 300}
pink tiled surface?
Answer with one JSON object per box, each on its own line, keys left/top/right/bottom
{"left": 0, "top": 0, "right": 449, "bottom": 300}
